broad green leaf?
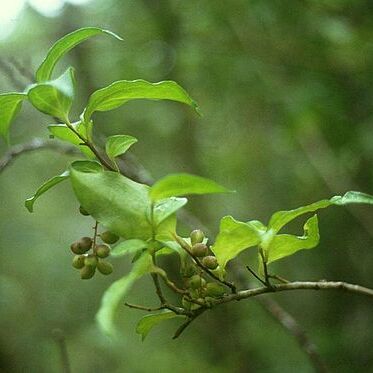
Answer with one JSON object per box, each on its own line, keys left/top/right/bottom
{"left": 105, "top": 135, "right": 137, "bottom": 162}
{"left": 28, "top": 67, "right": 76, "bottom": 122}
{"left": 0, "top": 93, "right": 27, "bottom": 141}
{"left": 136, "top": 310, "right": 184, "bottom": 341}
{"left": 48, "top": 121, "right": 94, "bottom": 158}
{"left": 69, "top": 161, "right": 177, "bottom": 240}
{"left": 96, "top": 253, "right": 152, "bottom": 336}
{"left": 150, "top": 173, "right": 230, "bottom": 201}
{"left": 268, "top": 191, "right": 373, "bottom": 233}
{"left": 83, "top": 79, "right": 199, "bottom": 122}
{"left": 36, "top": 27, "right": 122, "bottom": 82}
{"left": 25, "top": 171, "right": 70, "bottom": 212}
{"left": 267, "top": 215, "right": 320, "bottom": 264}
{"left": 111, "top": 239, "right": 148, "bottom": 257}
{"left": 153, "top": 197, "right": 187, "bottom": 226}
{"left": 211, "top": 216, "right": 262, "bottom": 268}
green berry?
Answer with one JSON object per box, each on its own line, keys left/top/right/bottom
{"left": 202, "top": 256, "right": 218, "bottom": 270}
{"left": 100, "top": 231, "right": 119, "bottom": 244}
{"left": 96, "top": 244, "right": 110, "bottom": 258}
{"left": 70, "top": 241, "right": 88, "bottom": 255}
{"left": 79, "top": 206, "right": 89, "bottom": 216}
{"left": 97, "top": 261, "right": 113, "bottom": 275}
{"left": 78, "top": 237, "right": 93, "bottom": 251}
{"left": 205, "top": 282, "right": 225, "bottom": 298}
{"left": 72, "top": 255, "right": 85, "bottom": 269}
{"left": 189, "top": 275, "right": 206, "bottom": 289}
{"left": 80, "top": 265, "right": 95, "bottom": 279}
{"left": 84, "top": 255, "right": 98, "bottom": 268}
{"left": 190, "top": 229, "right": 205, "bottom": 245}
{"left": 191, "top": 243, "right": 208, "bottom": 257}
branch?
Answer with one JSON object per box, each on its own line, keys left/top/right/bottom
{"left": 214, "top": 281, "right": 373, "bottom": 305}
{"left": 0, "top": 138, "right": 79, "bottom": 174}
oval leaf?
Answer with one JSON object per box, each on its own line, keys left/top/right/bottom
{"left": 105, "top": 134, "right": 137, "bottom": 160}
{"left": 36, "top": 27, "right": 122, "bottom": 82}
{"left": 153, "top": 197, "right": 187, "bottom": 226}
{"left": 136, "top": 311, "right": 185, "bottom": 341}
{"left": 25, "top": 170, "right": 70, "bottom": 212}
{"left": 0, "top": 93, "right": 27, "bottom": 141}
{"left": 150, "top": 173, "right": 230, "bottom": 201}
{"left": 211, "top": 216, "right": 262, "bottom": 269}
{"left": 96, "top": 253, "right": 152, "bottom": 336}
{"left": 83, "top": 79, "right": 200, "bottom": 122}
{"left": 111, "top": 239, "right": 148, "bottom": 257}
{"left": 28, "top": 67, "right": 76, "bottom": 122}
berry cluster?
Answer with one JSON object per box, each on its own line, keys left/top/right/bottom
{"left": 181, "top": 230, "right": 225, "bottom": 310}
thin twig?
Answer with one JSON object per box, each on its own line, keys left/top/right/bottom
{"left": 246, "top": 265, "right": 266, "bottom": 286}
{"left": 124, "top": 302, "right": 164, "bottom": 312}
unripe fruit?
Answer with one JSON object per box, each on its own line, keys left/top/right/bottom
{"left": 97, "top": 261, "right": 113, "bottom": 275}
{"left": 80, "top": 265, "right": 95, "bottom": 279}
{"left": 84, "top": 255, "right": 98, "bottom": 268}
{"left": 205, "top": 282, "right": 225, "bottom": 297}
{"left": 100, "top": 231, "right": 119, "bottom": 244}
{"left": 202, "top": 255, "right": 218, "bottom": 270}
{"left": 189, "top": 275, "right": 206, "bottom": 289}
{"left": 79, "top": 237, "right": 93, "bottom": 250}
{"left": 191, "top": 243, "right": 208, "bottom": 257}
{"left": 96, "top": 244, "right": 110, "bottom": 258}
{"left": 182, "top": 264, "right": 197, "bottom": 278}
{"left": 70, "top": 241, "right": 85, "bottom": 255}
{"left": 190, "top": 229, "right": 205, "bottom": 245}
{"left": 79, "top": 206, "right": 89, "bottom": 216}
{"left": 72, "top": 255, "right": 85, "bottom": 269}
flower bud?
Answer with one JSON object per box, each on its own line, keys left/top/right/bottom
{"left": 80, "top": 265, "right": 95, "bottom": 279}
{"left": 205, "top": 282, "right": 225, "bottom": 298}
{"left": 100, "top": 231, "right": 119, "bottom": 244}
{"left": 79, "top": 206, "right": 90, "bottom": 216}
{"left": 191, "top": 243, "right": 208, "bottom": 257}
{"left": 84, "top": 255, "right": 98, "bottom": 268}
{"left": 96, "top": 244, "right": 110, "bottom": 258}
{"left": 189, "top": 275, "right": 206, "bottom": 289}
{"left": 202, "top": 256, "right": 218, "bottom": 270}
{"left": 97, "top": 261, "right": 113, "bottom": 275}
{"left": 72, "top": 255, "right": 85, "bottom": 269}
{"left": 190, "top": 229, "right": 205, "bottom": 245}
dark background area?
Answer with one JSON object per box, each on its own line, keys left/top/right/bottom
{"left": 1, "top": 1, "right": 373, "bottom": 372}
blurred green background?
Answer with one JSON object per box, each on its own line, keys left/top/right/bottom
{"left": 1, "top": 0, "right": 373, "bottom": 372}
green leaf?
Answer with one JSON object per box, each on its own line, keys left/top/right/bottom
{"left": 25, "top": 171, "right": 70, "bottom": 213}
{"left": 105, "top": 134, "right": 137, "bottom": 163}
{"left": 0, "top": 93, "right": 27, "bottom": 141}
{"left": 153, "top": 197, "right": 187, "bottom": 226}
{"left": 48, "top": 121, "right": 94, "bottom": 157}
{"left": 96, "top": 253, "right": 152, "bottom": 336}
{"left": 136, "top": 311, "right": 184, "bottom": 341}
{"left": 150, "top": 173, "right": 231, "bottom": 201}
{"left": 266, "top": 215, "right": 320, "bottom": 264}
{"left": 28, "top": 67, "right": 76, "bottom": 122}
{"left": 211, "top": 216, "right": 263, "bottom": 268}
{"left": 36, "top": 27, "right": 122, "bottom": 82}
{"left": 83, "top": 79, "right": 199, "bottom": 122}
{"left": 69, "top": 161, "right": 177, "bottom": 240}
{"left": 268, "top": 191, "right": 373, "bottom": 233}
{"left": 111, "top": 239, "right": 148, "bottom": 257}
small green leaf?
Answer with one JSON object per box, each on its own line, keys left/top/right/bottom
{"left": 36, "top": 27, "right": 122, "bottom": 82}
{"left": 153, "top": 197, "right": 187, "bottom": 226}
{"left": 28, "top": 67, "right": 76, "bottom": 122}
{"left": 105, "top": 134, "right": 137, "bottom": 162}
{"left": 136, "top": 310, "right": 184, "bottom": 341}
{"left": 267, "top": 215, "right": 320, "bottom": 264}
{"left": 211, "top": 216, "right": 263, "bottom": 268}
{"left": 83, "top": 79, "right": 199, "bottom": 122}
{"left": 150, "top": 173, "right": 230, "bottom": 201}
{"left": 48, "top": 121, "right": 94, "bottom": 157}
{"left": 111, "top": 239, "right": 148, "bottom": 257}
{"left": 96, "top": 253, "right": 152, "bottom": 336}
{"left": 268, "top": 191, "right": 373, "bottom": 233}
{"left": 0, "top": 93, "right": 27, "bottom": 141}
{"left": 25, "top": 171, "right": 70, "bottom": 212}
